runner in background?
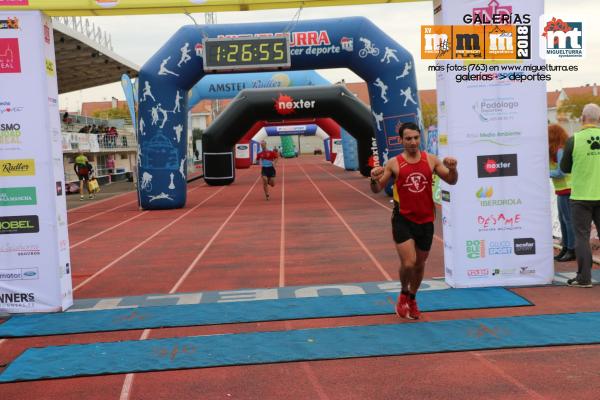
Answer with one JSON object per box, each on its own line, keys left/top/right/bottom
{"left": 256, "top": 140, "right": 279, "bottom": 200}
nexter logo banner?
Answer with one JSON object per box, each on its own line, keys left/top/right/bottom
{"left": 540, "top": 16, "right": 584, "bottom": 59}
{"left": 421, "top": 25, "right": 530, "bottom": 60}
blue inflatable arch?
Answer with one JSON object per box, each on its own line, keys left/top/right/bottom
{"left": 138, "top": 16, "right": 421, "bottom": 209}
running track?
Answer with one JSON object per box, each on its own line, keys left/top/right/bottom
{"left": 1, "top": 156, "right": 600, "bottom": 400}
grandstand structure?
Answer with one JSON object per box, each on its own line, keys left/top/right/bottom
{"left": 54, "top": 17, "right": 139, "bottom": 189}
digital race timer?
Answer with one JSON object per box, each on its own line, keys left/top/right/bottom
{"left": 202, "top": 36, "right": 291, "bottom": 72}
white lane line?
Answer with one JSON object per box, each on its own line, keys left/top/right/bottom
{"left": 69, "top": 183, "right": 207, "bottom": 227}
{"left": 73, "top": 186, "right": 226, "bottom": 293}
{"left": 119, "top": 176, "right": 260, "bottom": 400}
{"left": 282, "top": 162, "right": 329, "bottom": 400}
{"left": 69, "top": 186, "right": 202, "bottom": 249}
{"left": 279, "top": 161, "right": 286, "bottom": 288}
{"left": 170, "top": 176, "right": 261, "bottom": 294}
{"left": 68, "top": 200, "right": 138, "bottom": 227}
{"left": 67, "top": 190, "right": 133, "bottom": 212}
{"left": 297, "top": 162, "right": 393, "bottom": 281}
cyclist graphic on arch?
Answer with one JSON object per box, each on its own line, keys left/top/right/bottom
{"left": 358, "top": 37, "right": 380, "bottom": 58}
{"left": 141, "top": 171, "right": 153, "bottom": 192}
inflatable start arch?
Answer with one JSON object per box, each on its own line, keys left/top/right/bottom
{"left": 201, "top": 85, "right": 373, "bottom": 185}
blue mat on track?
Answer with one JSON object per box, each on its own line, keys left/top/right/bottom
{"left": 0, "top": 287, "right": 529, "bottom": 338}
{"left": 1, "top": 312, "right": 600, "bottom": 383}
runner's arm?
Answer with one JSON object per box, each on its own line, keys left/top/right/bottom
{"left": 433, "top": 155, "right": 458, "bottom": 185}
{"left": 369, "top": 160, "right": 394, "bottom": 193}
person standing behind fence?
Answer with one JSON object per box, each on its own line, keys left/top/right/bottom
{"left": 74, "top": 152, "right": 93, "bottom": 200}
{"left": 560, "top": 103, "right": 600, "bottom": 288}
{"left": 548, "top": 124, "right": 575, "bottom": 262}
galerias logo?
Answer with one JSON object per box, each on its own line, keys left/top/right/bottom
{"left": 0, "top": 38, "right": 21, "bottom": 73}
{"left": 274, "top": 94, "right": 316, "bottom": 115}
{"left": 0, "top": 159, "right": 35, "bottom": 176}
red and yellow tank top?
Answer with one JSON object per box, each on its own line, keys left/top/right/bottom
{"left": 394, "top": 151, "right": 435, "bottom": 224}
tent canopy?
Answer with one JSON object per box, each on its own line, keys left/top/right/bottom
{"left": 1, "top": 0, "right": 429, "bottom": 16}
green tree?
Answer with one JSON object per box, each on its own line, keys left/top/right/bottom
{"left": 93, "top": 107, "right": 131, "bottom": 123}
{"left": 557, "top": 94, "right": 600, "bottom": 120}
{"left": 420, "top": 100, "right": 438, "bottom": 129}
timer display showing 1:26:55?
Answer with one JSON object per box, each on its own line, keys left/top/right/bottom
{"left": 203, "top": 37, "right": 290, "bottom": 69}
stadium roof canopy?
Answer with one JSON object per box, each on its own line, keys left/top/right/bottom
{"left": 2, "top": 0, "right": 428, "bottom": 16}
{"left": 53, "top": 19, "right": 139, "bottom": 94}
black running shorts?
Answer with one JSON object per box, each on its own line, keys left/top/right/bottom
{"left": 261, "top": 166, "right": 276, "bottom": 178}
{"left": 391, "top": 208, "right": 434, "bottom": 251}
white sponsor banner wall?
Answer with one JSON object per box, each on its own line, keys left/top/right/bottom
{"left": 435, "top": 0, "right": 554, "bottom": 287}
{"left": 0, "top": 11, "right": 73, "bottom": 312}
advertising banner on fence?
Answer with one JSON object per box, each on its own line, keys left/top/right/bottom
{"left": 433, "top": 0, "right": 553, "bottom": 287}
{"left": 0, "top": 11, "right": 72, "bottom": 313}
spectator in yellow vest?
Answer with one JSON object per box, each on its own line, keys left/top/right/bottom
{"left": 560, "top": 103, "right": 600, "bottom": 287}
{"left": 548, "top": 124, "right": 575, "bottom": 262}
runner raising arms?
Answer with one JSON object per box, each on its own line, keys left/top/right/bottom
{"left": 369, "top": 122, "right": 458, "bottom": 319}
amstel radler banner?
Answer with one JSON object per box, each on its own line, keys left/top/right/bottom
{"left": 0, "top": 11, "right": 73, "bottom": 312}
{"left": 433, "top": 0, "right": 554, "bottom": 287}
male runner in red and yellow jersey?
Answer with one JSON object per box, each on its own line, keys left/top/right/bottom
{"left": 370, "top": 122, "right": 458, "bottom": 319}
{"left": 256, "top": 140, "right": 279, "bottom": 200}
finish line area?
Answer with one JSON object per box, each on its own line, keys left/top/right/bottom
{"left": 1, "top": 157, "right": 600, "bottom": 399}
{"left": 2, "top": 0, "right": 600, "bottom": 398}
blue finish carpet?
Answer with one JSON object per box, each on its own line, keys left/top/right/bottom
{"left": 0, "top": 287, "right": 529, "bottom": 337}
{"left": 1, "top": 312, "right": 599, "bottom": 383}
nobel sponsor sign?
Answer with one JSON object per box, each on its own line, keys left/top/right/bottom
{"left": 0, "top": 215, "right": 39, "bottom": 234}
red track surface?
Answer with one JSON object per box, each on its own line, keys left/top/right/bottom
{"left": 1, "top": 156, "right": 600, "bottom": 400}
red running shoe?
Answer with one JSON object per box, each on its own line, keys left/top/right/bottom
{"left": 408, "top": 298, "right": 421, "bottom": 320}
{"left": 395, "top": 293, "right": 409, "bottom": 319}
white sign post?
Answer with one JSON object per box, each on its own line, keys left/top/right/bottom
{"left": 0, "top": 11, "right": 73, "bottom": 312}
{"left": 435, "top": 0, "right": 554, "bottom": 287}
